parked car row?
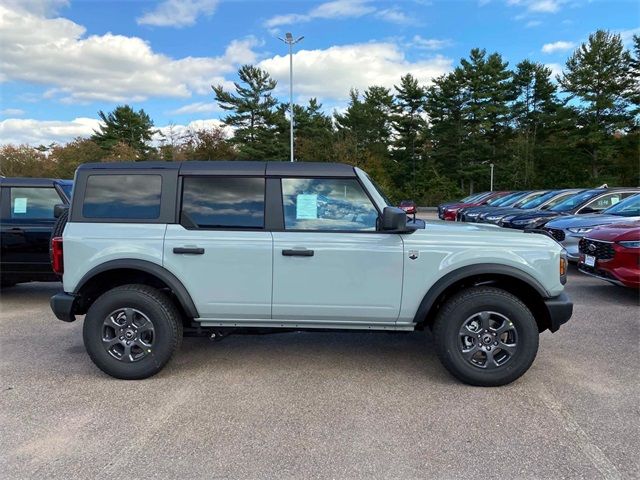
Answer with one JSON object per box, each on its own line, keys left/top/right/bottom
{"left": 439, "top": 187, "right": 640, "bottom": 288}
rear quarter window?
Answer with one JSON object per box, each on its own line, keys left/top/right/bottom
{"left": 83, "top": 175, "right": 162, "bottom": 219}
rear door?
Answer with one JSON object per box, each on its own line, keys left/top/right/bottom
{"left": 0, "top": 185, "right": 64, "bottom": 277}
{"left": 163, "top": 176, "right": 273, "bottom": 321}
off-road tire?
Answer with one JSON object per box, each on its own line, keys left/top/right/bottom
{"left": 433, "top": 286, "right": 539, "bottom": 387}
{"left": 83, "top": 284, "right": 183, "bottom": 379}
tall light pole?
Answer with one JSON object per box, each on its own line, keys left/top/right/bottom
{"left": 279, "top": 32, "right": 304, "bottom": 162}
{"left": 490, "top": 163, "right": 494, "bottom": 191}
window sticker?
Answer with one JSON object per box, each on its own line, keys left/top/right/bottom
{"left": 610, "top": 196, "right": 620, "bottom": 205}
{"left": 296, "top": 194, "right": 318, "bottom": 219}
{"left": 13, "top": 197, "right": 27, "bottom": 214}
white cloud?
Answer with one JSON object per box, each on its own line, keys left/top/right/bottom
{"left": 410, "top": 35, "right": 452, "bottom": 50}
{"left": 0, "top": 0, "right": 68, "bottom": 15}
{"left": 542, "top": 40, "right": 575, "bottom": 53}
{"left": 258, "top": 42, "right": 452, "bottom": 101}
{"left": 0, "top": 4, "right": 259, "bottom": 103}
{"left": 0, "top": 117, "right": 100, "bottom": 145}
{"left": 508, "top": 0, "right": 563, "bottom": 15}
{"left": 169, "top": 102, "right": 220, "bottom": 115}
{"left": 0, "top": 117, "right": 229, "bottom": 146}
{"left": 545, "top": 62, "right": 564, "bottom": 79}
{"left": 137, "top": 0, "right": 218, "bottom": 28}
{"left": 525, "top": 20, "right": 542, "bottom": 27}
{"left": 0, "top": 108, "right": 25, "bottom": 116}
{"left": 264, "top": 0, "right": 412, "bottom": 28}
{"left": 619, "top": 27, "right": 640, "bottom": 46}
{"left": 374, "top": 8, "right": 415, "bottom": 25}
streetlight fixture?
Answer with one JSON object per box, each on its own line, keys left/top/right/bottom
{"left": 278, "top": 32, "right": 304, "bottom": 162}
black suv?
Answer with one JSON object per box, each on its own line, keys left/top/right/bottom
{"left": 0, "top": 177, "right": 72, "bottom": 287}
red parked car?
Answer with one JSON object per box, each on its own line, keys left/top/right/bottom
{"left": 442, "top": 191, "right": 510, "bottom": 221}
{"left": 577, "top": 221, "right": 640, "bottom": 288}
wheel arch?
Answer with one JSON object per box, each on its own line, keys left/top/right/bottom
{"left": 414, "top": 264, "right": 553, "bottom": 332}
{"left": 73, "top": 259, "right": 199, "bottom": 319}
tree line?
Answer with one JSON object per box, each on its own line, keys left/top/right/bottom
{"left": 1, "top": 30, "right": 638, "bottom": 205}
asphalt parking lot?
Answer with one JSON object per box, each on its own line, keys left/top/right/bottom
{"left": 0, "top": 268, "right": 638, "bottom": 479}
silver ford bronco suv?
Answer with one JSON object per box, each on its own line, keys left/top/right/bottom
{"left": 50, "top": 161, "right": 572, "bottom": 386}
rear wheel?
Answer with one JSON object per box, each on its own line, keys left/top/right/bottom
{"left": 83, "top": 284, "right": 182, "bottom": 379}
{"left": 433, "top": 286, "right": 539, "bottom": 386}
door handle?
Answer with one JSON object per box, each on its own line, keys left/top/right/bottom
{"left": 282, "top": 249, "right": 314, "bottom": 257}
{"left": 173, "top": 247, "right": 205, "bottom": 255}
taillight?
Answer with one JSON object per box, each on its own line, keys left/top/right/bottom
{"left": 52, "top": 237, "right": 64, "bottom": 275}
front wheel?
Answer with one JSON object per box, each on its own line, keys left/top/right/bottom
{"left": 433, "top": 286, "right": 539, "bottom": 386}
{"left": 83, "top": 284, "right": 182, "bottom": 379}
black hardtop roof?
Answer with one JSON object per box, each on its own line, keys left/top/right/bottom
{"left": 0, "top": 177, "right": 71, "bottom": 187}
{"left": 76, "top": 161, "right": 357, "bottom": 177}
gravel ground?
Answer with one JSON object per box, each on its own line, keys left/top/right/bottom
{"left": 0, "top": 267, "right": 638, "bottom": 479}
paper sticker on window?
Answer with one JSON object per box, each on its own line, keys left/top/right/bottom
{"left": 610, "top": 196, "right": 620, "bottom": 205}
{"left": 13, "top": 197, "right": 27, "bottom": 214}
{"left": 296, "top": 194, "right": 318, "bottom": 219}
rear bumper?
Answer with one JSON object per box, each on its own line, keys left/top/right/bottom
{"left": 50, "top": 292, "right": 77, "bottom": 322}
{"left": 544, "top": 292, "right": 573, "bottom": 332}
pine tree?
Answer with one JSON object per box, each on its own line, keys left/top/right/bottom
{"left": 558, "top": 30, "right": 634, "bottom": 179}
{"left": 212, "top": 65, "right": 285, "bottom": 160}
{"left": 392, "top": 74, "right": 427, "bottom": 192}
{"left": 91, "top": 105, "right": 157, "bottom": 159}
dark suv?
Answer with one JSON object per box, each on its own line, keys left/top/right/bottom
{"left": 0, "top": 177, "right": 72, "bottom": 287}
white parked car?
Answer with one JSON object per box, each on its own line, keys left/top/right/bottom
{"left": 50, "top": 161, "right": 572, "bottom": 386}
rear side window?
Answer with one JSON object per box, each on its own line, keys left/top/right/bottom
{"left": 181, "top": 177, "right": 265, "bottom": 228}
{"left": 83, "top": 175, "right": 162, "bottom": 219}
{"left": 10, "top": 187, "right": 61, "bottom": 219}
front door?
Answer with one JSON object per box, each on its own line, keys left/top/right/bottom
{"left": 271, "top": 177, "right": 404, "bottom": 326}
{"left": 163, "top": 176, "right": 272, "bottom": 321}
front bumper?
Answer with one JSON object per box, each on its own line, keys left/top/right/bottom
{"left": 50, "top": 292, "right": 77, "bottom": 322}
{"left": 544, "top": 292, "right": 573, "bottom": 332}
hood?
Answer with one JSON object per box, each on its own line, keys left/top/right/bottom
{"left": 545, "top": 213, "right": 638, "bottom": 230}
{"left": 510, "top": 210, "right": 560, "bottom": 221}
{"left": 585, "top": 222, "right": 640, "bottom": 242}
{"left": 422, "top": 220, "right": 505, "bottom": 233}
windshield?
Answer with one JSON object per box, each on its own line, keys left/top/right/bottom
{"left": 603, "top": 194, "right": 640, "bottom": 217}
{"left": 513, "top": 191, "right": 546, "bottom": 208}
{"left": 489, "top": 192, "right": 520, "bottom": 206}
{"left": 485, "top": 193, "right": 508, "bottom": 205}
{"left": 500, "top": 191, "right": 531, "bottom": 207}
{"left": 550, "top": 190, "right": 601, "bottom": 212}
{"left": 365, "top": 173, "right": 392, "bottom": 207}
{"left": 519, "top": 190, "right": 559, "bottom": 209}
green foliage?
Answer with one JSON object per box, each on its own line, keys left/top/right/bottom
{"left": 213, "top": 65, "right": 286, "bottom": 159}
{"left": 91, "top": 105, "right": 157, "bottom": 159}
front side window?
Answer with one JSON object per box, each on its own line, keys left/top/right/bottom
{"left": 83, "top": 174, "right": 162, "bottom": 219}
{"left": 583, "top": 193, "right": 624, "bottom": 212}
{"left": 181, "top": 177, "right": 265, "bottom": 228}
{"left": 10, "top": 187, "right": 61, "bottom": 219}
{"left": 282, "top": 178, "right": 378, "bottom": 231}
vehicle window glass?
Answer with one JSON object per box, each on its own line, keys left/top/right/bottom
{"left": 520, "top": 191, "right": 558, "bottom": 209}
{"left": 60, "top": 183, "right": 73, "bottom": 200}
{"left": 550, "top": 190, "right": 599, "bottom": 212}
{"left": 365, "top": 173, "right": 392, "bottom": 207}
{"left": 603, "top": 194, "right": 640, "bottom": 217}
{"left": 181, "top": 177, "right": 265, "bottom": 228}
{"left": 513, "top": 192, "right": 544, "bottom": 208}
{"left": 83, "top": 175, "right": 162, "bottom": 219}
{"left": 282, "top": 178, "right": 378, "bottom": 231}
{"left": 544, "top": 192, "right": 577, "bottom": 209}
{"left": 584, "top": 194, "right": 622, "bottom": 211}
{"left": 10, "top": 187, "right": 61, "bottom": 219}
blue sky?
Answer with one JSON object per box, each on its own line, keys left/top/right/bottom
{"left": 0, "top": 0, "right": 638, "bottom": 145}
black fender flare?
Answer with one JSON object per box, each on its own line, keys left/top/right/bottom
{"left": 74, "top": 259, "right": 199, "bottom": 318}
{"left": 412, "top": 263, "right": 550, "bottom": 325}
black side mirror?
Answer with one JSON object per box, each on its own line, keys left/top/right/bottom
{"left": 380, "top": 207, "right": 411, "bottom": 232}
{"left": 54, "top": 204, "right": 68, "bottom": 218}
